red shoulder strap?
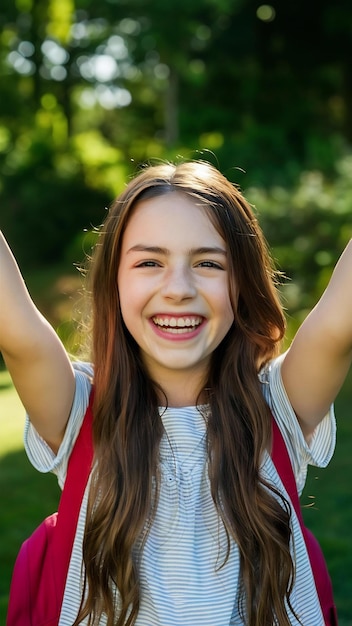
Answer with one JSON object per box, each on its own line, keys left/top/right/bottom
{"left": 271, "top": 416, "right": 337, "bottom": 625}
{"left": 271, "top": 417, "right": 303, "bottom": 523}
{"left": 52, "top": 390, "right": 94, "bottom": 608}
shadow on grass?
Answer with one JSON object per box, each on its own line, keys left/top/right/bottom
{"left": 0, "top": 379, "right": 13, "bottom": 391}
{"left": 0, "top": 360, "right": 12, "bottom": 391}
{"left": 0, "top": 446, "right": 60, "bottom": 623}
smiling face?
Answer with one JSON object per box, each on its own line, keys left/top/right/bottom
{"left": 117, "top": 191, "right": 235, "bottom": 404}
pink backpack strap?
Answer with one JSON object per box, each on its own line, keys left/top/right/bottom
{"left": 271, "top": 417, "right": 302, "bottom": 516}
{"left": 271, "top": 416, "right": 338, "bottom": 625}
{"left": 52, "top": 390, "right": 94, "bottom": 608}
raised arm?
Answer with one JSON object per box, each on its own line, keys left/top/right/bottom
{"left": 0, "top": 231, "right": 75, "bottom": 451}
{"left": 281, "top": 239, "right": 352, "bottom": 439}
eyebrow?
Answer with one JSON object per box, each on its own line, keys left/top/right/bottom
{"left": 126, "top": 245, "right": 227, "bottom": 256}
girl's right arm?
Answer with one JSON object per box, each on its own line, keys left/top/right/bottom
{"left": 0, "top": 231, "right": 75, "bottom": 452}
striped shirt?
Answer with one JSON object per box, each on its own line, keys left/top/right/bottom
{"left": 24, "top": 354, "right": 335, "bottom": 625}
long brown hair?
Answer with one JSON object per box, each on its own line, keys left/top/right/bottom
{"left": 75, "top": 161, "right": 296, "bottom": 626}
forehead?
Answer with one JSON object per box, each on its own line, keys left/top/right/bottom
{"left": 121, "top": 191, "right": 225, "bottom": 248}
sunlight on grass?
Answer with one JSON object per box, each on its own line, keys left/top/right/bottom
{"left": 0, "top": 370, "right": 25, "bottom": 455}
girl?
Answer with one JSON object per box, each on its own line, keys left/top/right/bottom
{"left": 1, "top": 160, "right": 352, "bottom": 626}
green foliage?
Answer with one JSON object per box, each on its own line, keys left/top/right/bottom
{"left": 0, "top": 0, "right": 350, "bottom": 343}
{"left": 0, "top": 134, "right": 110, "bottom": 266}
{"left": 245, "top": 154, "right": 352, "bottom": 325}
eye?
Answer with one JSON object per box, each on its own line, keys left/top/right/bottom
{"left": 196, "top": 260, "right": 224, "bottom": 269}
{"left": 136, "top": 260, "right": 161, "bottom": 267}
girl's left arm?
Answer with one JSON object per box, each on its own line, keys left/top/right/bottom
{"left": 281, "top": 239, "right": 352, "bottom": 439}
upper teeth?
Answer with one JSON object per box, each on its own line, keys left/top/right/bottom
{"left": 153, "top": 316, "right": 202, "bottom": 328}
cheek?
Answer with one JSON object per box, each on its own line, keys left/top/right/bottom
{"left": 211, "top": 281, "right": 234, "bottom": 328}
{"left": 118, "top": 275, "right": 147, "bottom": 324}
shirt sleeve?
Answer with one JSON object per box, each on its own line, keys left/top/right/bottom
{"left": 260, "top": 353, "right": 336, "bottom": 495}
{"left": 24, "top": 362, "right": 93, "bottom": 489}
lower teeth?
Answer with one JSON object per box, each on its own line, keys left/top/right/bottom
{"left": 157, "top": 326, "right": 196, "bottom": 333}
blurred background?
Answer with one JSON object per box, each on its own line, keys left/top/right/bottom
{"left": 0, "top": 0, "right": 352, "bottom": 622}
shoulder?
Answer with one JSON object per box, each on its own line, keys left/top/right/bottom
{"left": 259, "top": 355, "right": 336, "bottom": 493}
{"left": 24, "top": 362, "right": 93, "bottom": 487}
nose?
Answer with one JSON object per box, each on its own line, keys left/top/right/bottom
{"left": 160, "top": 264, "right": 197, "bottom": 301}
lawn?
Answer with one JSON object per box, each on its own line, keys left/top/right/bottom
{"left": 1, "top": 369, "right": 352, "bottom": 624}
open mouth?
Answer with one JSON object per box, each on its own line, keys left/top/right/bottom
{"left": 152, "top": 315, "right": 203, "bottom": 334}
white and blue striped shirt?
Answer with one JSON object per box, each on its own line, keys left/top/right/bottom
{"left": 24, "top": 355, "right": 335, "bottom": 625}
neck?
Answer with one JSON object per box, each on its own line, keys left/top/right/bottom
{"left": 153, "top": 370, "right": 207, "bottom": 407}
